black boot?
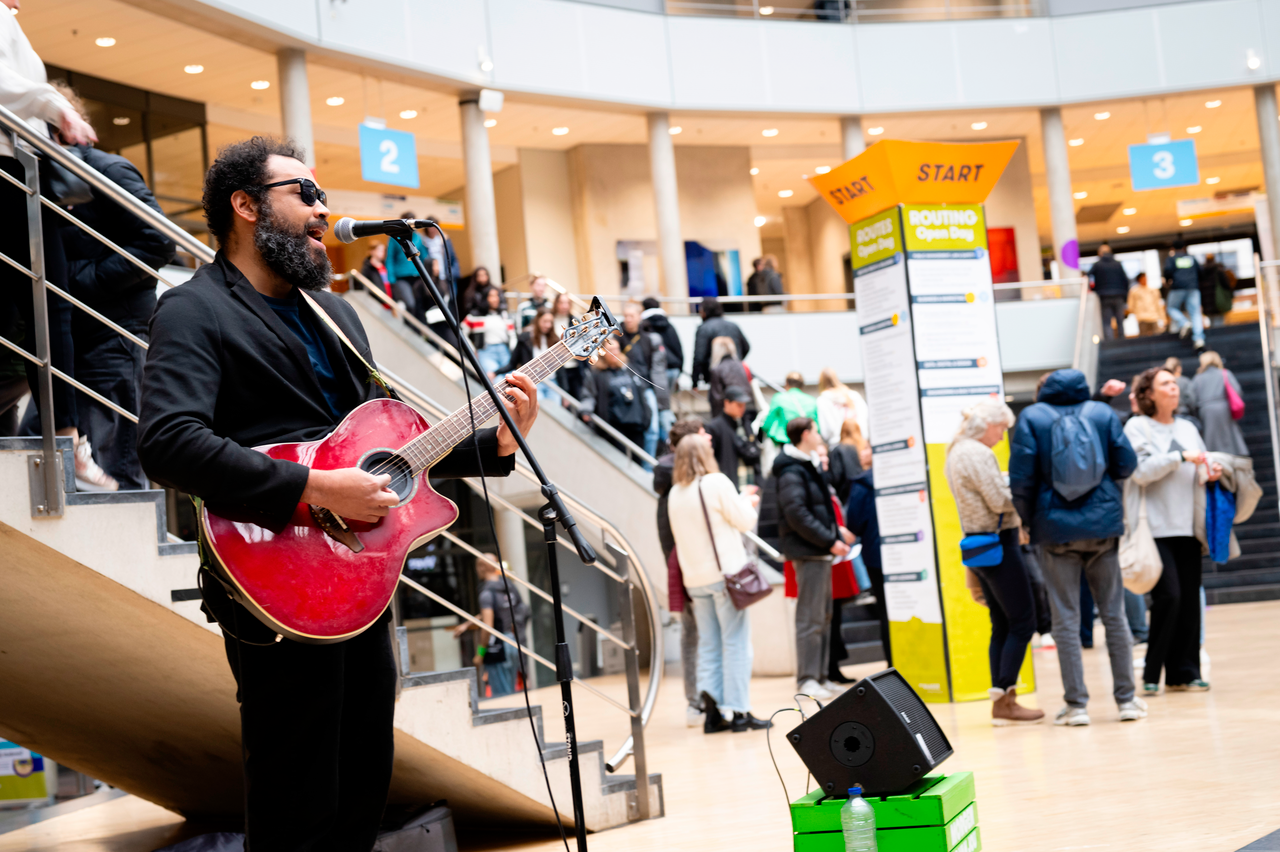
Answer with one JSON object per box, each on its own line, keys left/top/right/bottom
{"left": 732, "top": 712, "right": 773, "bottom": 732}
{"left": 827, "top": 670, "right": 856, "bottom": 684}
{"left": 701, "top": 691, "right": 732, "bottom": 734}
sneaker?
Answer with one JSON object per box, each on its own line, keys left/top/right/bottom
{"left": 685, "top": 705, "right": 705, "bottom": 728}
{"left": 1179, "top": 324, "right": 1191, "bottom": 340}
{"left": 1167, "top": 679, "right": 1210, "bottom": 692}
{"left": 74, "top": 436, "right": 118, "bottom": 492}
{"left": 731, "top": 712, "right": 773, "bottom": 732}
{"left": 798, "top": 679, "right": 834, "bottom": 700}
{"left": 853, "top": 591, "right": 877, "bottom": 606}
{"left": 1142, "top": 682, "right": 1160, "bottom": 696}
{"left": 1118, "top": 698, "right": 1148, "bottom": 721}
{"left": 820, "top": 678, "right": 851, "bottom": 693}
{"left": 1054, "top": 706, "right": 1090, "bottom": 726}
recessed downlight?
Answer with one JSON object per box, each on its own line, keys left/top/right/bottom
{"left": 184, "top": 65, "right": 204, "bottom": 74}
{"left": 95, "top": 37, "right": 116, "bottom": 47}
{"left": 552, "top": 127, "right": 569, "bottom": 136}
{"left": 1116, "top": 226, "right": 1130, "bottom": 234}
{"left": 754, "top": 215, "right": 767, "bottom": 227}
{"left": 1206, "top": 100, "right": 1222, "bottom": 108}
{"left": 1206, "top": 176, "right": 1221, "bottom": 185}
{"left": 778, "top": 189, "right": 793, "bottom": 198}
{"left": 1180, "top": 218, "right": 1194, "bottom": 226}
{"left": 750, "top": 167, "right": 759, "bottom": 175}
{"left": 1068, "top": 138, "right": 1084, "bottom": 147}
{"left": 1123, "top": 207, "right": 1137, "bottom": 215}
{"left": 399, "top": 109, "right": 418, "bottom": 119}
{"left": 762, "top": 128, "right": 779, "bottom": 137}
{"left": 1188, "top": 126, "right": 1202, "bottom": 134}
{"left": 971, "top": 121, "right": 987, "bottom": 130}
{"left": 326, "top": 96, "right": 344, "bottom": 106}
{"left": 484, "top": 118, "right": 497, "bottom": 128}
{"left": 250, "top": 80, "right": 270, "bottom": 90}
{"left": 1073, "top": 191, "right": 1088, "bottom": 199}
{"left": 112, "top": 116, "right": 130, "bottom": 126}
{"left": 866, "top": 126, "right": 884, "bottom": 136}
{"left": 814, "top": 166, "right": 831, "bottom": 174}
{"left": 669, "top": 126, "right": 682, "bottom": 135}
{"left": 1095, "top": 111, "right": 1110, "bottom": 120}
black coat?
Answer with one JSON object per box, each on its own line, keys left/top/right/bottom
{"left": 705, "top": 411, "right": 760, "bottom": 490}
{"left": 1089, "top": 255, "right": 1130, "bottom": 299}
{"left": 497, "top": 330, "right": 556, "bottom": 375}
{"left": 640, "top": 308, "right": 683, "bottom": 373}
{"left": 653, "top": 452, "right": 675, "bottom": 559}
{"left": 692, "top": 316, "right": 750, "bottom": 386}
{"left": 772, "top": 450, "right": 839, "bottom": 560}
{"left": 827, "top": 443, "right": 863, "bottom": 504}
{"left": 61, "top": 146, "right": 175, "bottom": 344}
{"left": 138, "top": 254, "right": 513, "bottom": 530}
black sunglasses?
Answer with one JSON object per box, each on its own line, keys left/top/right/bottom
{"left": 252, "top": 177, "right": 327, "bottom": 207}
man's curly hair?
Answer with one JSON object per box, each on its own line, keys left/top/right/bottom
{"left": 202, "top": 136, "right": 307, "bottom": 245}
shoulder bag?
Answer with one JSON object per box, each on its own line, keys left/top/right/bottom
{"left": 1223, "top": 369, "right": 1245, "bottom": 421}
{"left": 960, "top": 514, "right": 1004, "bottom": 569}
{"left": 698, "top": 477, "right": 772, "bottom": 610}
{"left": 1118, "top": 418, "right": 1163, "bottom": 594}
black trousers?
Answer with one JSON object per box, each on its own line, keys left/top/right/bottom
{"left": 1100, "top": 296, "right": 1127, "bottom": 340}
{"left": 1145, "top": 536, "right": 1202, "bottom": 686}
{"left": 75, "top": 332, "right": 147, "bottom": 489}
{"left": 969, "top": 528, "right": 1037, "bottom": 690}
{"left": 224, "top": 606, "right": 398, "bottom": 852}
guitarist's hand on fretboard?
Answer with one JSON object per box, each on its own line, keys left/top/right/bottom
{"left": 494, "top": 371, "right": 540, "bottom": 457}
{"left": 301, "top": 468, "right": 399, "bottom": 522}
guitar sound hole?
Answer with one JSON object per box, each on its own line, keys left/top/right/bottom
{"left": 360, "top": 451, "right": 415, "bottom": 503}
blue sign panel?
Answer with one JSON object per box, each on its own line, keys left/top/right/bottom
{"left": 1128, "top": 139, "right": 1199, "bottom": 191}
{"left": 358, "top": 124, "right": 419, "bottom": 189}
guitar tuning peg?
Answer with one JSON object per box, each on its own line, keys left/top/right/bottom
{"left": 588, "top": 353, "right": 599, "bottom": 365}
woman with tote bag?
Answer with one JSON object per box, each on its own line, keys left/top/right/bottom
{"left": 667, "top": 435, "right": 771, "bottom": 734}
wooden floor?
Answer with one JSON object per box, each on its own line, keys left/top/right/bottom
{"left": 3, "top": 600, "right": 1279, "bottom": 852}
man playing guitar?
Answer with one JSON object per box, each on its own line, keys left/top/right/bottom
{"left": 138, "top": 137, "right": 538, "bottom": 851}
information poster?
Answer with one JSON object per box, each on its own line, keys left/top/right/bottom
{"left": 0, "top": 740, "right": 50, "bottom": 803}
{"left": 902, "top": 204, "right": 1032, "bottom": 701}
{"left": 851, "top": 208, "right": 949, "bottom": 702}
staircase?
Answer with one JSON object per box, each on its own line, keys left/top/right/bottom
{"left": 0, "top": 438, "right": 660, "bottom": 828}
{"left": 1095, "top": 323, "right": 1280, "bottom": 604}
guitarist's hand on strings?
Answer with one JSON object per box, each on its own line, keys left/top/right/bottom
{"left": 495, "top": 371, "right": 539, "bottom": 457}
{"left": 302, "top": 468, "right": 399, "bottom": 522}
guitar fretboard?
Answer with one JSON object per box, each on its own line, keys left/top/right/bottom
{"left": 395, "top": 340, "right": 573, "bottom": 474}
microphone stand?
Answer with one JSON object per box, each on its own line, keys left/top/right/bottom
{"left": 389, "top": 223, "right": 596, "bottom": 852}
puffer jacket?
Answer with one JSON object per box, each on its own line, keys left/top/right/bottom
{"left": 1008, "top": 368, "right": 1137, "bottom": 545}
{"left": 640, "top": 307, "right": 684, "bottom": 373}
{"left": 772, "top": 448, "right": 839, "bottom": 560}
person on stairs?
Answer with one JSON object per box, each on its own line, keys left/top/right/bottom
{"left": 1163, "top": 239, "right": 1205, "bottom": 351}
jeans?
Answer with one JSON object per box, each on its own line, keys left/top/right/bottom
{"left": 75, "top": 333, "right": 148, "bottom": 490}
{"left": 1125, "top": 589, "right": 1149, "bottom": 643}
{"left": 486, "top": 632, "right": 517, "bottom": 697}
{"left": 681, "top": 607, "right": 700, "bottom": 709}
{"left": 1146, "top": 537, "right": 1202, "bottom": 686}
{"left": 477, "top": 343, "right": 511, "bottom": 376}
{"left": 1100, "top": 296, "right": 1127, "bottom": 339}
{"left": 1039, "top": 538, "right": 1135, "bottom": 707}
{"left": 794, "top": 558, "right": 833, "bottom": 685}
{"left": 1166, "top": 288, "right": 1204, "bottom": 346}
{"left": 969, "top": 528, "right": 1037, "bottom": 691}
{"left": 641, "top": 387, "right": 659, "bottom": 468}
{"left": 688, "top": 580, "right": 753, "bottom": 715}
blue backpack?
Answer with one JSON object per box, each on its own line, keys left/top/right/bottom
{"left": 1048, "top": 403, "right": 1106, "bottom": 501}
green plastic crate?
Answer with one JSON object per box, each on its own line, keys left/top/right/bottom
{"left": 791, "top": 772, "right": 978, "bottom": 852}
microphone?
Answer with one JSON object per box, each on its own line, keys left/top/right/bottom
{"left": 333, "top": 217, "right": 434, "bottom": 244}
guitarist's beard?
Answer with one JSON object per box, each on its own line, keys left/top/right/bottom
{"left": 254, "top": 198, "right": 333, "bottom": 292}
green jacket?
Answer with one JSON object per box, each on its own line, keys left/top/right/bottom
{"left": 761, "top": 388, "right": 818, "bottom": 444}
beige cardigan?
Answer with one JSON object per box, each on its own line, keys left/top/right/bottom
{"left": 944, "top": 437, "right": 1020, "bottom": 534}
{"left": 668, "top": 473, "right": 758, "bottom": 589}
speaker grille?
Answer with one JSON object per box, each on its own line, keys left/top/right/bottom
{"left": 870, "top": 670, "right": 951, "bottom": 765}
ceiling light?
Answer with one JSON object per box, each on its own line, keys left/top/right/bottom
{"left": 754, "top": 215, "right": 767, "bottom": 227}
{"left": 1206, "top": 99, "right": 1222, "bottom": 108}
{"left": 1206, "top": 176, "right": 1221, "bottom": 184}
{"left": 552, "top": 127, "right": 569, "bottom": 136}
{"left": 484, "top": 118, "right": 497, "bottom": 128}
{"left": 479, "top": 59, "right": 494, "bottom": 72}
{"left": 1248, "top": 50, "right": 1262, "bottom": 70}
{"left": 1187, "top": 125, "right": 1202, "bottom": 134}
{"left": 399, "top": 109, "right": 418, "bottom": 119}
{"left": 669, "top": 126, "right": 682, "bottom": 135}
{"left": 867, "top": 126, "right": 884, "bottom": 136}
{"left": 762, "top": 128, "right": 779, "bottom": 137}
{"left": 1094, "top": 111, "right": 1110, "bottom": 120}
{"left": 750, "top": 167, "right": 759, "bottom": 175}
{"left": 971, "top": 121, "right": 987, "bottom": 130}
{"left": 778, "top": 189, "right": 793, "bottom": 198}
{"left": 250, "top": 80, "right": 270, "bottom": 90}
{"left": 760, "top": 5, "right": 775, "bottom": 13}
{"left": 112, "top": 116, "right": 130, "bottom": 126}
{"left": 814, "top": 166, "right": 831, "bottom": 174}
{"left": 1180, "top": 218, "right": 1194, "bottom": 226}
{"left": 1123, "top": 207, "right": 1137, "bottom": 215}
{"left": 95, "top": 37, "right": 116, "bottom": 47}
{"left": 1068, "top": 138, "right": 1084, "bottom": 146}
{"left": 1116, "top": 226, "right": 1130, "bottom": 234}
{"left": 1073, "top": 191, "right": 1088, "bottom": 199}
{"left": 326, "top": 96, "right": 344, "bottom": 106}
{"left": 184, "top": 65, "right": 204, "bottom": 74}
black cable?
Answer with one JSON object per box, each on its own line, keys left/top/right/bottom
{"left": 765, "top": 706, "right": 802, "bottom": 807}
{"left": 432, "top": 225, "right": 572, "bottom": 852}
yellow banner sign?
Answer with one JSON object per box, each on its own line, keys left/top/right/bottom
{"left": 808, "top": 140, "right": 1020, "bottom": 225}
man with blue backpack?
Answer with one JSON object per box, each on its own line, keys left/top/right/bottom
{"left": 1009, "top": 369, "right": 1143, "bottom": 727}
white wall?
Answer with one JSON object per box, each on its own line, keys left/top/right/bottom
{"left": 983, "top": 138, "right": 1042, "bottom": 284}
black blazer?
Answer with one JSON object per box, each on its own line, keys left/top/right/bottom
{"left": 138, "top": 254, "right": 513, "bottom": 530}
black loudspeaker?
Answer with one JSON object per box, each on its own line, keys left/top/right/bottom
{"left": 786, "top": 668, "right": 953, "bottom": 796}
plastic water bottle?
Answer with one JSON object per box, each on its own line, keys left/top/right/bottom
{"left": 840, "top": 786, "right": 877, "bottom": 852}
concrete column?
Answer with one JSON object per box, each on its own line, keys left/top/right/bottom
{"left": 1254, "top": 85, "right": 1280, "bottom": 267}
{"left": 840, "top": 116, "right": 865, "bottom": 162}
{"left": 276, "top": 48, "right": 315, "bottom": 169}
{"left": 646, "top": 112, "right": 688, "bottom": 297}
{"left": 1039, "top": 107, "right": 1079, "bottom": 275}
{"left": 460, "top": 97, "right": 502, "bottom": 281}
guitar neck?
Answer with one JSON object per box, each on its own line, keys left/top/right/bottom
{"left": 400, "top": 340, "right": 573, "bottom": 474}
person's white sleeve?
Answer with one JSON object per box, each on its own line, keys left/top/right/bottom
{"left": 713, "top": 474, "right": 758, "bottom": 532}
{"left": 1124, "top": 418, "right": 1183, "bottom": 486}
{"left": 0, "top": 57, "right": 71, "bottom": 127}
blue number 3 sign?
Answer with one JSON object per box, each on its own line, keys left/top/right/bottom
{"left": 359, "top": 124, "right": 420, "bottom": 189}
{"left": 1128, "top": 139, "right": 1199, "bottom": 191}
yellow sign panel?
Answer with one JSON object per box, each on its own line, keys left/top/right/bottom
{"left": 807, "top": 140, "right": 1020, "bottom": 225}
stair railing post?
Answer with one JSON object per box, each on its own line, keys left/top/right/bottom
{"left": 1258, "top": 257, "right": 1280, "bottom": 497}
{"left": 608, "top": 543, "right": 649, "bottom": 820}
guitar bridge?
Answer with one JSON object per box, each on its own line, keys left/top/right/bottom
{"left": 309, "top": 504, "right": 365, "bottom": 553}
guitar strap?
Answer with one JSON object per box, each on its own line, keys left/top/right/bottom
{"left": 298, "top": 289, "right": 400, "bottom": 401}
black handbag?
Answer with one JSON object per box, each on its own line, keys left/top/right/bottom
{"left": 698, "top": 478, "right": 772, "bottom": 610}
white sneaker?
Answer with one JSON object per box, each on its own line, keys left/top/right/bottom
{"left": 798, "top": 679, "right": 834, "bottom": 700}
{"left": 74, "top": 436, "right": 118, "bottom": 492}
{"left": 685, "top": 705, "right": 705, "bottom": 727}
{"left": 820, "top": 679, "right": 850, "bottom": 693}
{"left": 1053, "top": 706, "right": 1091, "bottom": 726}
{"left": 1118, "top": 698, "right": 1148, "bottom": 722}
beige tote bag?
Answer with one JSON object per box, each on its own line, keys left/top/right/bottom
{"left": 1119, "top": 485, "right": 1162, "bottom": 594}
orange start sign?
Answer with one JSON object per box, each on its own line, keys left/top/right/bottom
{"left": 807, "top": 139, "right": 1019, "bottom": 224}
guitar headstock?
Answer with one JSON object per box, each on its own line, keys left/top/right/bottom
{"left": 561, "top": 297, "right": 620, "bottom": 362}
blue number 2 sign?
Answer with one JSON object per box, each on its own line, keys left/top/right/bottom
{"left": 1128, "top": 139, "right": 1199, "bottom": 191}
{"left": 359, "top": 124, "right": 419, "bottom": 189}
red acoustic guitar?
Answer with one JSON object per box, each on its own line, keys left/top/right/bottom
{"left": 199, "top": 303, "right": 617, "bottom": 643}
